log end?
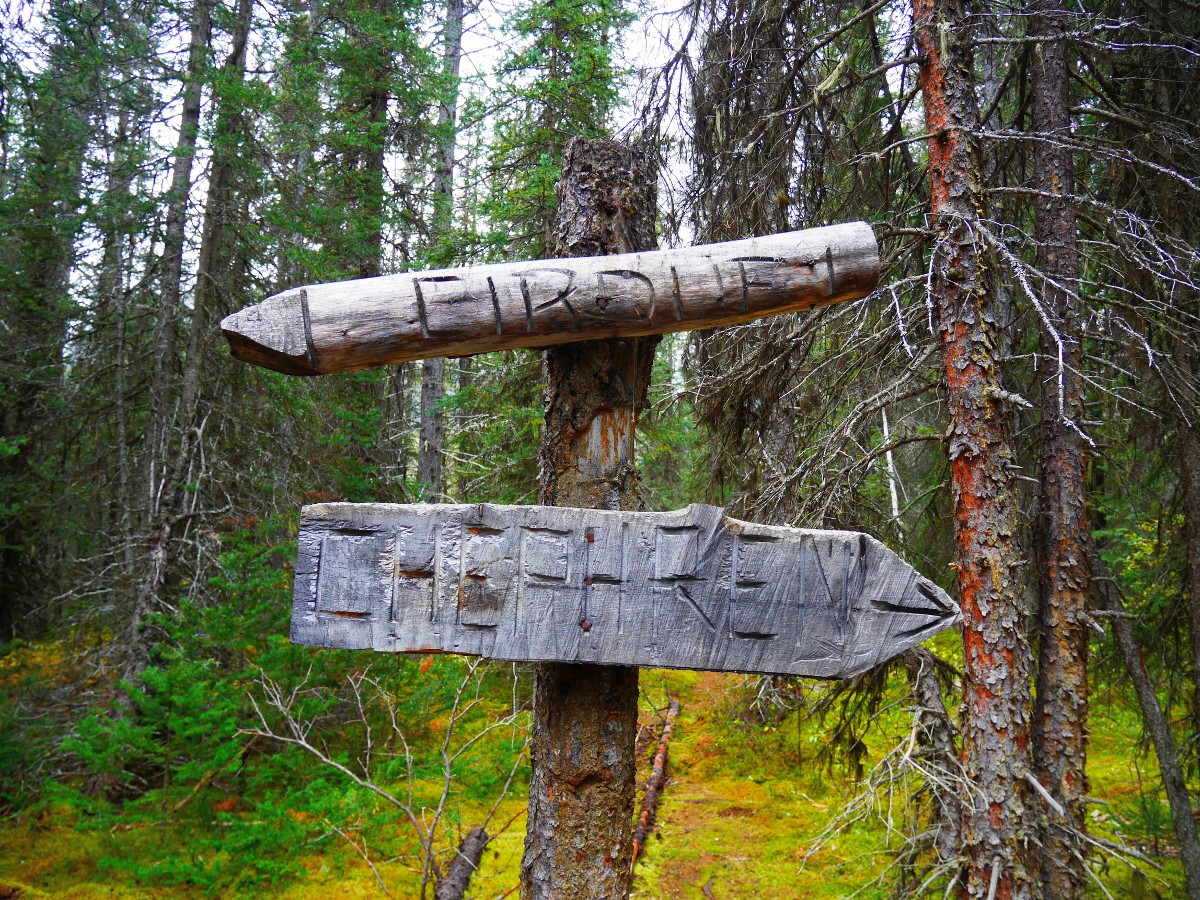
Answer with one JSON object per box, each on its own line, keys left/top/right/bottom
{"left": 221, "top": 290, "right": 319, "bottom": 376}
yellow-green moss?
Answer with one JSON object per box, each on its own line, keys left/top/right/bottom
{"left": 0, "top": 668, "right": 1188, "bottom": 898}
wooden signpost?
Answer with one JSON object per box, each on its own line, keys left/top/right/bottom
{"left": 220, "top": 222, "right": 880, "bottom": 375}
{"left": 293, "top": 501, "right": 959, "bottom": 679}
{"left": 222, "top": 138, "right": 956, "bottom": 900}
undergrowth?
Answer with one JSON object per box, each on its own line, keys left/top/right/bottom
{"left": 0, "top": 520, "right": 1190, "bottom": 897}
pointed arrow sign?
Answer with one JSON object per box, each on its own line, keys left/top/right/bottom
{"left": 292, "top": 502, "right": 958, "bottom": 678}
{"left": 220, "top": 223, "right": 879, "bottom": 375}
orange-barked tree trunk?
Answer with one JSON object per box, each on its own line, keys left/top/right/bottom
{"left": 912, "top": 0, "right": 1035, "bottom": 896}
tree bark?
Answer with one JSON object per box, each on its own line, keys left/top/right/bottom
{"left": 415, "top": 0, "right": 465, "bottom": 501}
{"left": 903, "top": 648, "right": 963, "bottom": 876}
{"left": 435, "top": 826, "right": 489, "bottom": 900}
{"left": 631, "top": 698, "right": 680, "bottom": 868}
{"left": 912, "top": 0, "right": 1035, "bottom": 896}
{"left": 521, "top": 137, "right": 658, "bottom": 900}
{"left": 417, "top": 357, "right": 445, "bottom": 500}
{"left": 1028, "top": 2, "right": 1089, "bottom": 896}
{"left": 134, "top": 0, "right": 213, "bottom": 667}
{"left": 1184, "top": 424, "right": 1200, "bottom": 744}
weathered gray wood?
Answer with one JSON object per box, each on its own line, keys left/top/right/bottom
{"left": 292, "top": 502, "right": 959, "bottom": 678}
{"left": 220, "top": 223, "right": 880, "bottom": 375}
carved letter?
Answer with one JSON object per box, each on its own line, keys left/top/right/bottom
{"left": 415, "top": 274, "right": 494, "bottom": 338}
{"left": 318, "top": 534, "right": 388, "bottom": 618}
{"left": 514, "top": 268, "right": 580, "bottom": 331}
{"left": 595, "top": 269, "right": 656, "bottom": 321}
{"left": 460, "top": 526, "right": 515, "bottom": 627}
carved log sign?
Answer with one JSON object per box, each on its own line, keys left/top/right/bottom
{"left": 221, "top": 223, "right": 879, "bottom": 375}
{"left": 293, "top": 503, "right": 959, "bottom": 678}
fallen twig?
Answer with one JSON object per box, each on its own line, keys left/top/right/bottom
{"left": 435, "top": 826, "right": 489, "bottom": 900}
{"left": 631, "top": 698, "right": 681, "bottom": 869}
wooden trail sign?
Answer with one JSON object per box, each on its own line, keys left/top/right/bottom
{"left": 220, "top": 222, "right": 879, "bottom": 375}
{"left": 292, "top": 501, "right": 959, "bottom": 679}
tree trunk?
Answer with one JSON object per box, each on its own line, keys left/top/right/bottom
{"left": 521, "top": 137, "right": 658, "bottom": 900}
{"left": 178, "top": 0, "right": 254, "bottom": 448}
{"left": 146, "top": 0, "right": 213, "bottom": 496}
{"left": 1028, "top": 2, "right": 1089, "bottom": 896}
{"left": 417, "top": 357, "right": 445, "bottom": 500}
{"left": 134, "top": 0, "right": 254, "bottom": 666}
{"left": 456, "top": 356, "right": 473, "bottom": 499}
{"left": 1090, "top": 549, "right": 1200, "bottom": 899}
{"left": 415, "top": 0, "right": 465, "bottom": 501}
{"left": 0, "top": 62, "right": 85, "bottom": 637}
{"left": 134, "top": 0, "right": 213, "bottom": 666}
{"left": 382, "top": 361, "right": 413, "bottom": 488}
{"left": 95, "top": 107, "right": 137, "bottom": 576}
{"left": 272, "top": 0, "right": 321, "bottom": 290}
{"left": 912, "top": 0, "right": 1035, "bottom": 896}
{"left": 433, "top": 0, "right": 464, "bottom": 236}
{"left": 631, "top": 698, "right": 680, "bottom": 868}
{"left": 435, "top": 826, "right": 489, "bottom": 900}
{"left": 1185, "top": 425, "right": 1200, "bottom": 743}
{"left": 903, "top": 648, "right": 963, "bottom": 875}
{"left": 355, "top": 49, "right": 388, "bottom": 281}
{"left": 1139, "top": 3, "right": 1200, "bottom": 749}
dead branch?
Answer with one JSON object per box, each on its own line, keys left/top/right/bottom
{"left": 631, "top": 698, "right": 681, "bottom": 869}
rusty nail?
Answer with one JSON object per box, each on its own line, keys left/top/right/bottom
{"left": 580, "top": 618, "right": 592, "bottom": 632}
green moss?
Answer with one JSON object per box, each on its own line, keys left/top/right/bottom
{"left": 0, "top": 665, "right": 1189, "bottom": 898}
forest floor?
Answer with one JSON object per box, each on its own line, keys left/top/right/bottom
{"left": 0, "top": 659, "right": 1188, "bottom": 899}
